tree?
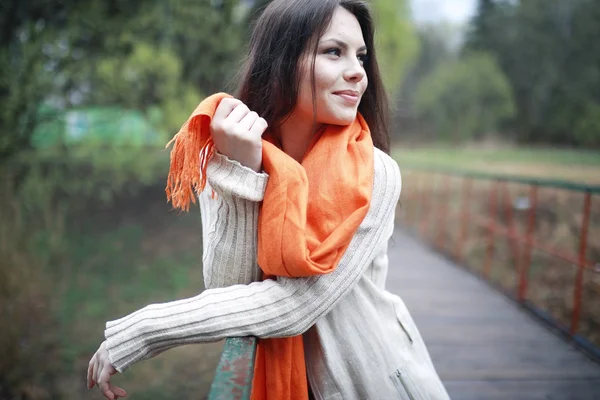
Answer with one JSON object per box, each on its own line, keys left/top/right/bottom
{"left": 371, "top": 0, "right": 420, "bottom": 99}
{"left": 0, "top": 0, "right": 248, "bottom": 165}
{"left": 415, "top": 52, "right": 515, "bottom": 141}
{"left": 465, "top": 0, "right": 600, "bottom": 147}
{"left": 400, "top": 22, "right": 461, "bottom": 111}
{"left": 466, "top": 0, "right": 497, "bottom": 51}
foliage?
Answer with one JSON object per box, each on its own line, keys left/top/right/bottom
{"left": 0, "top": 162, "right": 212, "bottom": 398}
{"left": 0, "top": 173, "right": 61, "bottom": 399}
{"left": 371, "top": 0, "right": 420, "bottom": 99}
{"left": 0, "top": 146, "right": 170, "bottom": 399}
{"left": 466, "top": 0, "right": 600, "bottom": 147}
{"left": 415, "top": 52, "right": 515, "bottom": 141}
{"left": 401, "top": 22, "right": 460, "bottom": 104}
{"left": 0, "top": 0, "right": 246, "bottom": 165}
{"left": 92, "top": 41, "right": 202, "bottom": 136}
{"left": 396, "top": 22, "right": 462, "bottom": 140}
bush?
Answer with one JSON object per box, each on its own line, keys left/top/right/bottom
{"left": 415, "top": 52, "right": 515, "bottom": 142}
{"left": 0, "top": 144, "right": 170, "bottom": 398}
{"left": 0, "top": 173, "right": 59, "bottom": 400}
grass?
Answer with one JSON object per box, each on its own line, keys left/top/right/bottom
{"left": 392, "top": 145, "right": 600, "bottom": 185}
{"left": 44, "top": 188, "right": 223, "bottom": 399}
{"left": 2, "top": 150, "right": 228, "bottom": 399}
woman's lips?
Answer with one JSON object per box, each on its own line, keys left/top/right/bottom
{"left": 334, "top": 91, "right": 360, "bottom": 104}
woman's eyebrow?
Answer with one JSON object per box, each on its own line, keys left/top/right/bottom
{"left": 320, "top": 38, "right": 367, "bottom": 52}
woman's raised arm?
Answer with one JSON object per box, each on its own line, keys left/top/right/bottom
{"left": 200, "top": 152, "right": 267, "bottom": 289}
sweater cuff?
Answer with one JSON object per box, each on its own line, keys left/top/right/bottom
{"left": 104, "top": 326, "right": 132, "bottom": 372}
{"left": 206, "top": 152, "right": 268, "bottom": 202}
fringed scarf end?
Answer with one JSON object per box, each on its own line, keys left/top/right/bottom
{"left": 165, "top": 114, "right": 214, "bottom": 211}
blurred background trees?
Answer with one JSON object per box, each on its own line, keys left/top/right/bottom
{"left": 414, "top": 51, "right": 515, "bottom": 142}
{"left": 1, "top": 0, "right": 249, "bottom": 166}
{"left": 402, "top": 0, "right": 600, "bottom": 147}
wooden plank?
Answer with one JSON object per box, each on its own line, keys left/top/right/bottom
{"left": 444, "top": 379, "right": 600, "bottom": 400}
{"left": 387, "top": 228, "right": 600, "bottom": 399}
{"left": 427, "top": 343, "right": 600, "bottom": 380}
{"left": 396, "top": 293, "right": 529, "bottom": 319}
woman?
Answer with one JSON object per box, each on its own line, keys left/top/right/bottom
{"left": 87, "top": 1, "right": 450, "bottom": 399}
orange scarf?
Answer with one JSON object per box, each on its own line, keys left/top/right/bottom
{"left": 165, "top": 93, "right": 374, "bottom": 400}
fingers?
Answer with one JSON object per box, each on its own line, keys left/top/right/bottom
{"left": 100, "top": 380, "right": 115, "bottom": 400}
{"left": 99, "top": 365, "right": 127, "bottom": 400}
{"left": 112, "top": 384, "right": 127, "bottom": 398}
{"left": 88, "top": 341, "right": 126, "bottom": 399}
{"left": 99, "top": 382, "right": 127, "bottom": 400}
{"left": 249, "top": 116, "right": 269, "bottom": 138}
{"left": 238, "top": 111, "right": 259, "bottom": 131}
{"left": 213, "top": 97, "right": 242, "bottom": 122}
{"left": 92, "top": 357, "right": 100, "bottom": 388}
{"left": 227, "top": 103, "right": 251, "bottom": 124}
{"left": 87, "top": 354, "right": 96, "bottom": 389}
{"left": 210, "top": 98, "right": 266, "bottom": 171}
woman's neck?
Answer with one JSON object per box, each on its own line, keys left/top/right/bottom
{"left": 278, "top": 112, "right": 322, "bottom": 163}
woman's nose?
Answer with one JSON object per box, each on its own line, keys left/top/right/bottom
{"left": 344, "top": 60, "right": 366, "bottom": 82}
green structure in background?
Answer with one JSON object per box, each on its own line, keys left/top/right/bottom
{"left": 31, "top": 106, "right": 164, "bottom": 149}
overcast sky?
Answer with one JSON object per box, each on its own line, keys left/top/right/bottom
{"left": 410, "top": 0, "right": 477, "bottom": 24}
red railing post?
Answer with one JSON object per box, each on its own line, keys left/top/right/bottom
{"left": 518, "top": 185, "right": 538, "bottom": 302}
{"left": 456, "top": 178, "right": 472, "bottom": 262}
{"left": 437, "top": 175, "right": 450, "bottom": 251}
{"left": 405, "top": 172, "right": 415, "bottom": 227}
{"left": 419, "top": 174, "right": 427, "bottom": 238}
{"left": 426, "top": 174, "right": 437, "bottom": 243}
{"left": 571, "top": 191, "right": 592, "bottom": 336}
{"left": 502, "top": 182, "right": 520, "bottom": 292}
{"left": 413, "top": 172, "right": 422, "bottom": 231}
{"left": 484, "top": 181, "right": 499, "bottom": 278}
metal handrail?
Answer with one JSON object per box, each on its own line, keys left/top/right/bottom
{"left": 208, "top": 337, "right": 257, "bottom": 400}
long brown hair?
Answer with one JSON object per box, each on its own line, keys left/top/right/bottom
{"left": 234, "top": 0, "right": 390, "bottom": 153}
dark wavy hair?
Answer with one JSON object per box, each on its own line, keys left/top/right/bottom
{"left": 234, "top": 0, "right": 390, "bottom": 153}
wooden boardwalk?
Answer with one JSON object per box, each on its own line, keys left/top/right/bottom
{"left": 388, "top": 228, "right": 600, "bottom": 400}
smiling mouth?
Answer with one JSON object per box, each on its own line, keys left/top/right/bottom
{"left": 333, "top": 91, "right": 360, "bottom": 104}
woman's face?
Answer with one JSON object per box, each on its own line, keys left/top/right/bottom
{"left": 295, "top": 6, "right": 368, "bottom": 126}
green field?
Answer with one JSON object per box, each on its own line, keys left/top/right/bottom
{"left": 392, "top": 145, "right": 600, "bottom": 184}
{"left": 65, "top": 195, "right": 223, "bottom": 399}
{"left": 2, "top": 182, "right": 223, "bottom": 399}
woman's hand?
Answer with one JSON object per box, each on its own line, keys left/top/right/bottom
{"left": 87, "top": 341, "right": 127, "bottom": 400}
{"left": 211, "top": 98, "right": 268, "bottom": 172}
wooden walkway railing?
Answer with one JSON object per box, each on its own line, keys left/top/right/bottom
{"left": 400, "top": 165, "right": 600, "bottom": 360}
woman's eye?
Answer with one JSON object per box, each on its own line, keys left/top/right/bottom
{"left": 358, "top": 53, "right": 368, "bottom": 65}
{"left": 325, "top": 48, "right": 342, "bottom": 57}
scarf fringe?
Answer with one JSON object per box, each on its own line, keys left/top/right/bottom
{"left": 165, "top": 115, "right": 214, "bottom": 211}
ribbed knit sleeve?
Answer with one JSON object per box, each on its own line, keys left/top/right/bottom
{"left": 104, "top": 149, "right": 401, "bottom": 372}
{"left": 199, "top": 152, "right": 267, "bottom": 289}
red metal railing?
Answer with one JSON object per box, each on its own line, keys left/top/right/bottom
{"left": 400, "top": 166, "right": 600, "bottom": 358}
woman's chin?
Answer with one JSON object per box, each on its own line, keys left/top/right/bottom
{"left": 321, "top": 113, "right": 358, "bottom": 126}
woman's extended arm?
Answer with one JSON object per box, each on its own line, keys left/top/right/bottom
{"left": 104, "top": 150, "right": 401, "bottom": 373}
